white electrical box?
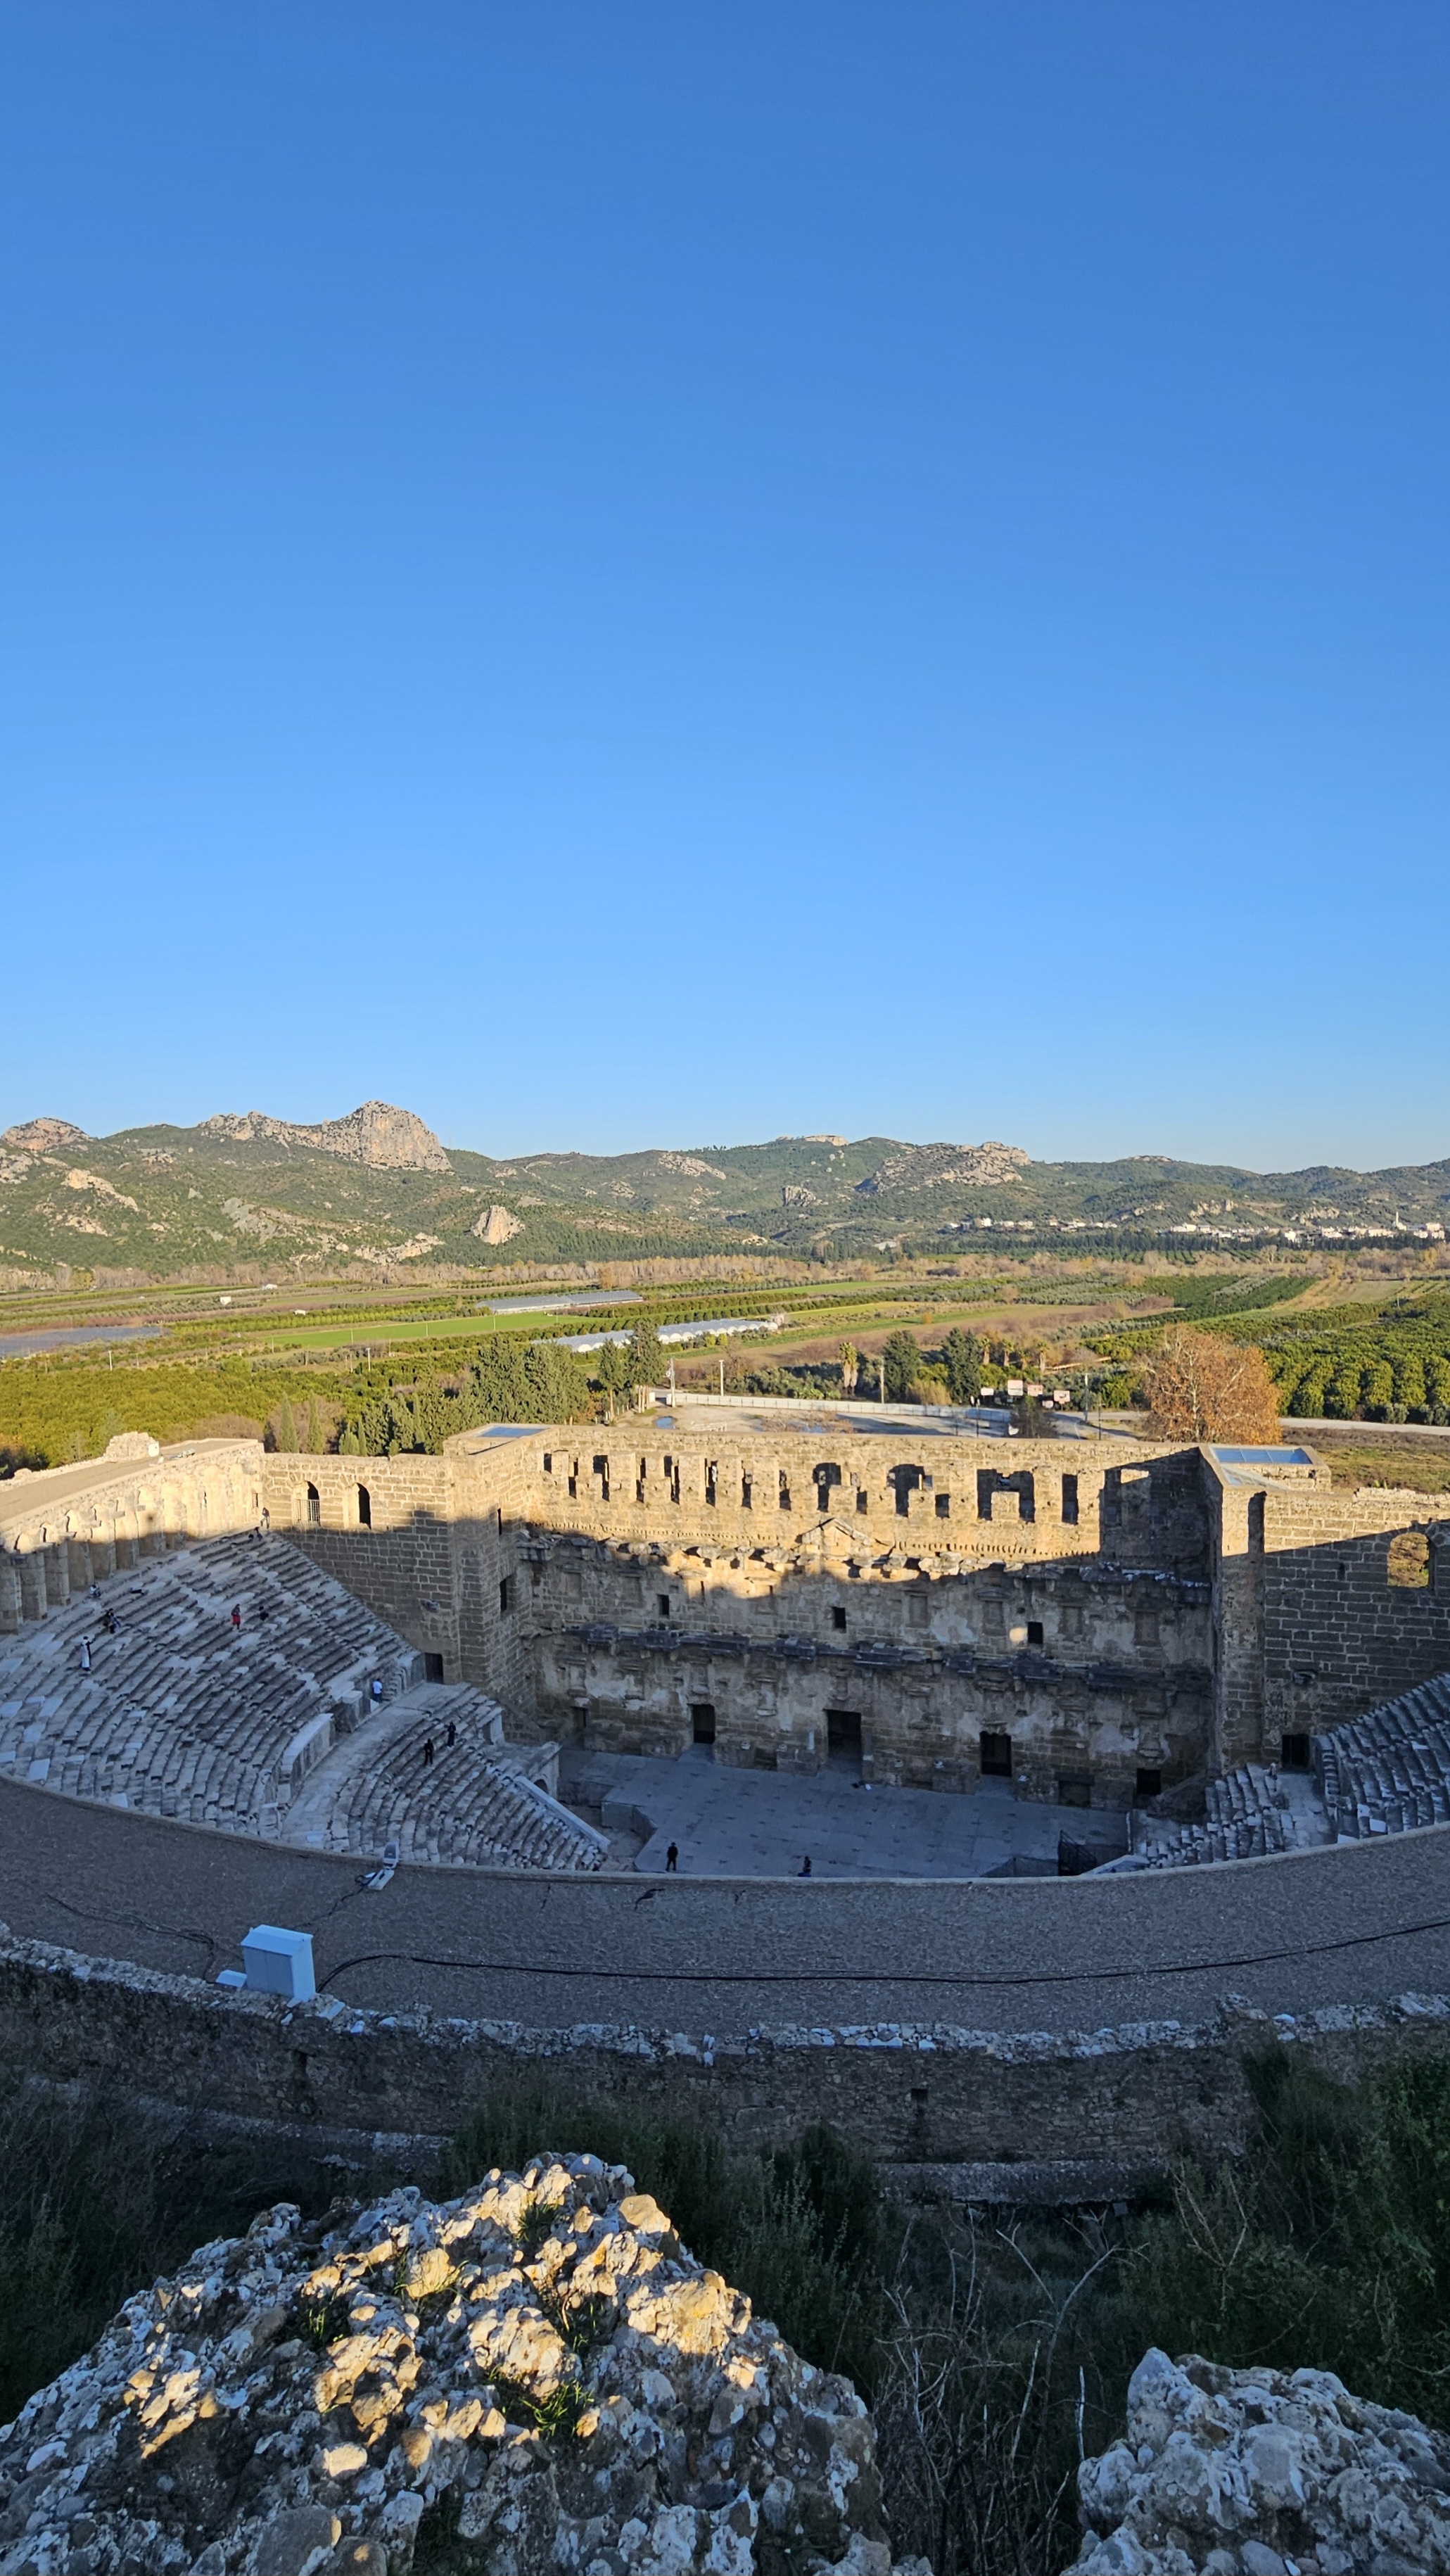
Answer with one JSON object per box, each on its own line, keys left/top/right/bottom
{"left": 240, "top": 1924, "right": 316, "bottom": 2002}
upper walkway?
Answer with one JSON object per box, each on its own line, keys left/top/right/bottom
{"left": 4, "top": 1758, "right": 1450, "bottom": 2038}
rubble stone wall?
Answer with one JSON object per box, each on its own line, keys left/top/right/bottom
{"left": 4, "top": 1926, "right": 1450, "bottom": 2171}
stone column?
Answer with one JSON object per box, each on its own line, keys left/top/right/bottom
{"left": 68, "top": 1535, "right": 93, "bottom": 1592}
{"left": 43, "top": 1539, "right": 71, "bottom": 1606}
{"left": 115, "top": 1507, "right": 139, "bottom": 1572}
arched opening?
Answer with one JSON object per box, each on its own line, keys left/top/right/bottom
{"left": 1387, "top": 1531, "right": 1430, "bottom": 1588}
{"left": 887, "top": 1464, "right": 924, "bottom": 1518}
{"left": 305, "top": 1483, "right": 321, "bottom": 1528}
{"left": 357, "top": 1485, "right": 372, "bottom": 1529}
{"left": 813, "top": 1462, "right": 843, "bottom": 1514}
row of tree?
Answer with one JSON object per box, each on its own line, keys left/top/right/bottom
{"left": 338, "top": 1337, "right": 596, "bottom": 1454}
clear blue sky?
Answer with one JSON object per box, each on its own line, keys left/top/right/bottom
{"left": 1, "top": 4, "right": 1446, "bottom": 1173}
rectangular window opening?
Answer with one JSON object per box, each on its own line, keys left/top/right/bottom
{"left": 1026, "top": 1620, "right": 1043, "bottom": 1646}
{"left": 826, "top": 1708, "right": 863, "bottom": 1760}
{"left": 1281, "top": 1731, "right": 1311, "bottom": 1771}
{"left": 832, "top": 1604, "right": 847, "bottom": 1631}
{"left": 979, "top": 1730, "right": 1012, "bottom": 1778}
{"left": 424, "top": 1652, "right": 445, "bottom": 1684}
{"left": 1134, "top": 1765, "right": 1162, "bottom": 1803}
{"left": 658, "top": 1592, "right": 671, "bottom": 1621}
{"left": 356, "top": 1485, "right": 371, "bottom": 1529}
{"left": 1061, "top": 1473, "right": 1079, "bottom": 1525}
{"left": 691, "top": 1701, "right": 716, "bottom": 1745}
{"left": 498, "top": 1576, "right": 513, "bottom": 1615}
{"left": 935, "top": 1492, "right": 951, "bottom": 1518}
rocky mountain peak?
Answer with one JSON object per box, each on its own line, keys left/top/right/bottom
{"left": 200, "top": 1101, "right": 451, "bottom": 1173}
{"left": 1, "top": 1116, "right": 91, "bottom": 1154}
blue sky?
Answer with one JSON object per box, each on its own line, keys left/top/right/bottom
{"left": 1, "top": 3, "right": 1446, "bottom": 1172}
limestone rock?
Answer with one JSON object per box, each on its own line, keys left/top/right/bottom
{"left": 1, "top": 1116, "right": 91, "bottom": 1153}
{"left": 853, "top": 1141, "right": 1029, "bottom": 1195}
{"left": 470, "top": 1204, "right": 523, "bottom": 1245}
{"left": 0, "top": 2160, "right": 928, "bottom": 2576}
{"left": 201, "top": 1105, "right": 450, "bottom": 1174}
{"left": 1068, "top": 2345, "right": 1450, "bottom": 2575}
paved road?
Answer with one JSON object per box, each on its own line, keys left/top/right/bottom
{"left": 6, "top": 1772, "right": 1450, "bottom": 2036}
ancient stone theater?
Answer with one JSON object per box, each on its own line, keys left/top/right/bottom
{"left": 5, "top": 1402, "right": 1449, "bottom": 1832}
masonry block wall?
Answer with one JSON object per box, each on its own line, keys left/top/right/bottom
{"left": 481, "top": 1424, "right": 1216, "bottom": 1806}
{"left": 515, "top": 1425, "right": 1209, "bottom": 1572}
{"left": 1206, "top": 1460, "right": 1450, "bottom": 1770}
{"left": 256, "top": 1441, "right": 536, "bottom": 1715}
{"left": 7, "top": 1933, "right": 1450, "bottom": 2172}
{"left": 526, "top": 1530, "right": 1210, "bottom": 1801}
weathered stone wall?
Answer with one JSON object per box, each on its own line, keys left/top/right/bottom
{"left": 1205, "top": 1454, "right": 1450, "bottom": 1770}
{"left": 0, "top": 1437, "right": 265, "bottom": 1630}
{"left": 256, "top": 1438, "right": 539, "bottom": 1713}
{"left": 522, "top": 1424, "right": 1210, "bottom": 1572}
{"left": 4, "top": 1924, "right": 1450, "bottom": 2169}
{"left": 492, "top": 1424, "right": 1220, "bottom": 1805}
{"left": 528, "top": 1529, "right": 1211, "bottom": 1802}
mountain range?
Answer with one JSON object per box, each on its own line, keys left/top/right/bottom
{"left": 1, "top": 1101, "right": 1447, "bottom": 1281}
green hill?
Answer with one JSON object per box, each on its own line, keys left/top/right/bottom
{"left": 1, "top": 1100, "right": 1446, "bottom": 1281}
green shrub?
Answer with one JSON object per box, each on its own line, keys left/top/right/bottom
{"left": 1126, "top": 2048, "right": 1450, "bottom": 2424}
{"left": 0, "top": 2083, "right": 350, "bottom": 2422}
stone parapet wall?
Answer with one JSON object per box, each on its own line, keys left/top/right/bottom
{"left": 4, "top": 1920, "right": 1449, "bottom": 2169}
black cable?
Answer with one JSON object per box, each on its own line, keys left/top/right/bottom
{"left": 316, "top": 1905, "right": 1450, "bottom": 1996}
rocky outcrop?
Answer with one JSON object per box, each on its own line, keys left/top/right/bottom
{"left": 1, "top": 1117, "right": 91, "bottom": 1153}
{"left": 469, "top": 1205, "right": 523, "bottom": 1245}
{"left": 1071, "top": 2345, "right": 1450, "bottom": 2575}
{"left": 201, "top": 1105, "right": 450, "bottom": 1174}
{"left": 0, "top": 2161, "right": 927, "bottom": 2576}
{"left": 853, "top": 1142, "right": 1029, "bottom": 1195}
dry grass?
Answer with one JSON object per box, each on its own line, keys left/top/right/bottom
{"left": 1311, "top": 1428, "right": 1450, "bottom": 1496}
